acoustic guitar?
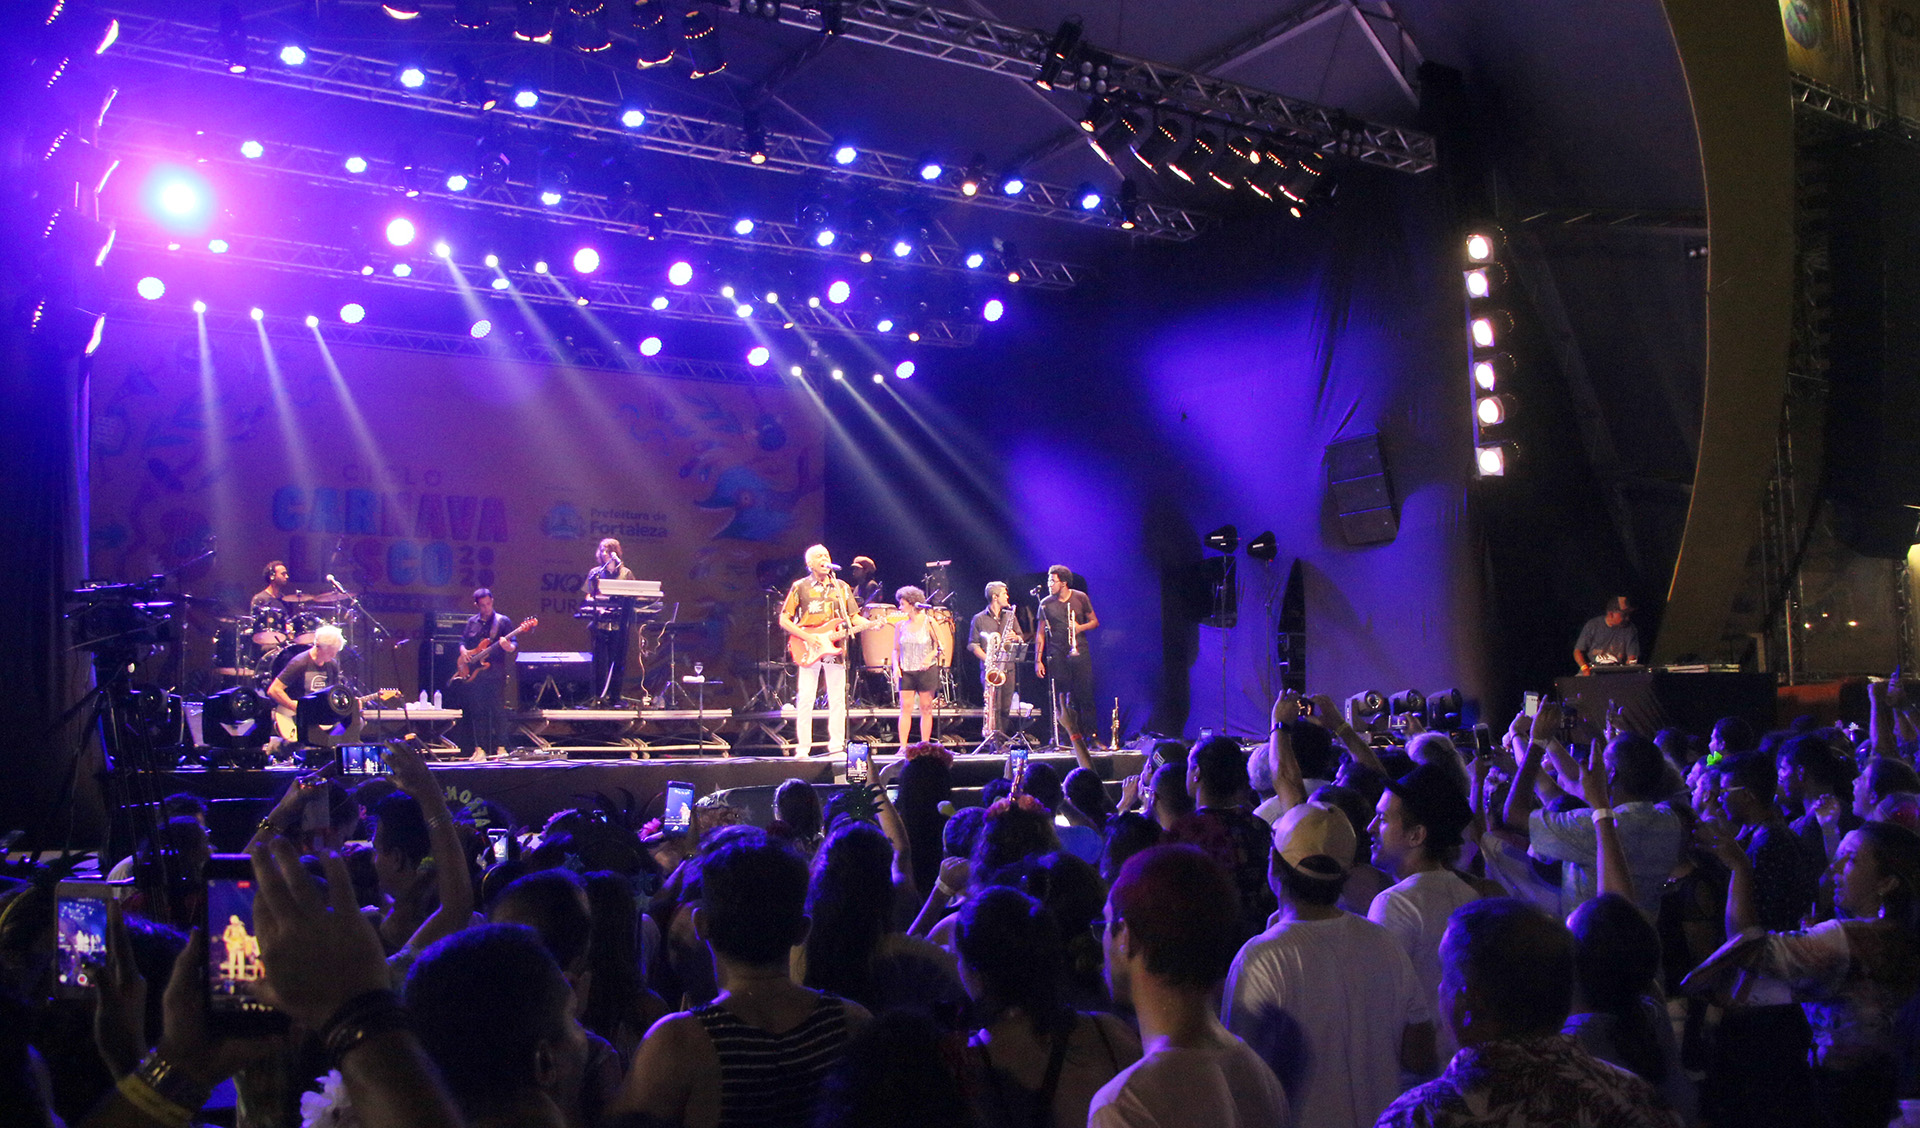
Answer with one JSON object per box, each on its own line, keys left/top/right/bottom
{"left": 450, "top": 617, "right": 538, "bottom": 685}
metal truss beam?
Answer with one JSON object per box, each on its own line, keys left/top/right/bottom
{"left": 108, "top": 224, "right": 982, "bottom": 346}
{"left": 100, "top": 10, "right": 1208, "bottom": 241}
{"left": 772, "top": 0, "right": 1437, "bottom": 173}
{"left": 99, "top": 116, "right": 1089, "bottom": 290}
{"left": 1513, "top": 207, "right": 1708, "bottom": 234}
{"left": 1792, "top": 73, "right": 1920, "bottom": 142}
{"left": 104, "top": 300, "right": 786, "bottom": 384}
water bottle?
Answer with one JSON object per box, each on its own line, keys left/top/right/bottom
{"left": 418, "top": 690, "right": 429, "bottom": 704}
{"left": 432, "top": 690, "right": 443, "bottom": 708}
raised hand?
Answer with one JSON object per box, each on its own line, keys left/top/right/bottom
{"left": 1578, "top": 740, "right": 1612, "bottom": 812}
{"left": 1271, "top": 692, "right": 1301, "bottom": 727}
{"left": 247, "top": 838, "right": 392, "bottom": 1030}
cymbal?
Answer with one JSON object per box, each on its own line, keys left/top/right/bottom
{"left": 298, "top": 590, "right": 352, "bottom": 603}
{"left": 173, "top": 593, "right": 228, "bottom": 606}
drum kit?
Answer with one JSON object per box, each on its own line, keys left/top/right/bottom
{"left": 211, "top": 590, "right": 354, "bottom": 691}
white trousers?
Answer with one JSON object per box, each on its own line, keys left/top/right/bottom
{"left": 794, "top": 660, "right": 847, "bottom": 756}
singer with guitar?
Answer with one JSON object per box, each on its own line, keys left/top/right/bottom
{"left": 266, "top": 624, "right": 374, "bottom": 750}
{"left": 1036, "top": 564, "right": 1098, "bottom": 770}
{"left": 778, "top": 544, "right": 873, "bottom": 757}
{"left": 455, "top": 588, "right": 530, "bottom": 761}
{"left": 583, "top": 537, "right": 636, "bottom": 706}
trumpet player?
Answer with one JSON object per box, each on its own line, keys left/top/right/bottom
{"left": 969, "top": 581, "right": 1026, "bottom": 737}
{"left": 1036, "top": 564, "right": 1098, "bottom": 767}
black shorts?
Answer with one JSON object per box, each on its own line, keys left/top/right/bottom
{"left": 898, "top": 666, "right": 940, "bottom": 693}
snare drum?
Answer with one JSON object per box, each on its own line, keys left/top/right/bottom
{"left": 858, "top": 603, "right": 896, "bottom": 666}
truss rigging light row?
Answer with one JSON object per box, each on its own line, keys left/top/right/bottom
{"left": 100, "top": 117, "right": 1089, "bottom": 290}
{"left": 106, "top": 300, "right": 786, "bottom": 385}
{"left": 112, "top": 224, "right": 983, "bottom": 346}
{"left": 101, "top": 10, "right": 1207, "bottom": 241}
{"left": 773, "top": 0, "right": 1437, "bottom": 174}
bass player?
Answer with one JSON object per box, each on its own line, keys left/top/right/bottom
{"left": 456, "top": 587, "right": 521, "bottom": 761}
{"left": 778, "top": 544, "right": 873, "bottom": 758}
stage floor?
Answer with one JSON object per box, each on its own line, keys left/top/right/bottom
{"left": 157, "top": 747, "right": 1144, "bottom": 851}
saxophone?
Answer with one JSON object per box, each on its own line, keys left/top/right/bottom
{"left": 983, "top": 609, "right": 1011, "bottom": 686}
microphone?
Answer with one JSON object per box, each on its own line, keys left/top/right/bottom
{"left": 325, "top": 573, "right": 348, "bottom": 594}
{"left": 936, "top": 800, "right": 957, "bottom": 817}
{"left": 826, "top": 562, "right": 843, "bottom": 571}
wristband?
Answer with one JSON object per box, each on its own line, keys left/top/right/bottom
{"left": 320, "top": 989, "right": 411, "bottom": 1068}
{"left": 1590, "top": 808, "right": 1616, "bottom": 824}
{"left": 131, "top": 1049, "right": 211, "bottom": 1118}
{"left": 118, "top": 1074, "right": 195, "bottom": 1128}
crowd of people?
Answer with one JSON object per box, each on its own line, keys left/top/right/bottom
{"left": 3, "top": 680, "right": 1920, "bottom": 1128}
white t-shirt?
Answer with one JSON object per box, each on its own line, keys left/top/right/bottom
{"left": 1223, "top": 912, "right": 1427, "bottom": 1128}
{"left": 1368, "top": 870, "right": 1483, "bottom": 1064}
{"left": 1088, "top": 1038, "right": 1291, "bottom": 1128}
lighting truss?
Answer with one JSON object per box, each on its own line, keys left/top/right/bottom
{"left": 100, "top": 117, "right": 1090, "bottom": 290}
{"left": 111, "top": 225, "right": 982, "bottom": 346}
{"left": 99, "top": 10, "right": 1209, "bottom": 241}
{"left": 107, "top": 300, "right": 785, "bottom": 385}
{"left": 767, "top": 0, "right": 1437, "bottom": 174}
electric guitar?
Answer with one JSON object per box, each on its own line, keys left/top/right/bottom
{"left": 788, "top": 623, "right": 853, "bottom": 667}
{"left": 273, "top": 687, "right": 403, "bottom": 743}
{"left": 450, "top": 617, "right": 538, "bottom": 685}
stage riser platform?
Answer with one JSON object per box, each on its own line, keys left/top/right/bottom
{"left": 154, "top": 751, "right": 1143, "bottom": 852}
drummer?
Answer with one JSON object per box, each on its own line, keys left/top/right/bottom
{"left": 250, "top": 561, "right": 299, "bottom": 649}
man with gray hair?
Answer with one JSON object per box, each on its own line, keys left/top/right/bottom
{"left": 266, "top": 623, "right": 364, "bottom": 747}
{"left": 968, "top": 580, "right": 1025, "bottom": 739}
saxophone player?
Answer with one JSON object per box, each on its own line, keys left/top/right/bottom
{"left": 968, "top": 581, "right": 1025, "bottom": 738}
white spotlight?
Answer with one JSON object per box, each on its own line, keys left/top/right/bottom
{"left": 639, "top": 336, "right": 662, "bottom": 356}
{"left": 470, "top": 319, "right": 492, "bottom": 338}
{"left": 340, "top": 303, "right": 365, "bottom": 323}
{"left": 304, "top": 314, "right": 319, "bottom": 328}
{"left": 136, "top": 276, "right": 165, "bottom": 300}
{"left": 249, "top": 307, "right": 264, "bottom": 321}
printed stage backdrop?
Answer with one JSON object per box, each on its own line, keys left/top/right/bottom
{"left": 86, "top": 319, "right": 825, "bottom": 705}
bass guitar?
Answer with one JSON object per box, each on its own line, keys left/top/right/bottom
{"left": 450, "top": 617, "right": 538, "bottom": 685}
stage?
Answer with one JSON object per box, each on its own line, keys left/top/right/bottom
{"left": 154, "top": 747, "right": 1145, "bottom": 852}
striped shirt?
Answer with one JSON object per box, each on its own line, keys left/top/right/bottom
{"left": 693, "top": 994, "right": 852, "bottom": 1128}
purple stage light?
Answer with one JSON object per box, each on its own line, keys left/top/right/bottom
{"left": 340, "top": 303, "right": 365, "bottom": 323}
{"left": 385, "top": 217, "right": 416, "bottom": 246}
{"left": 1000, "top": 173, "right": 1026, "bottom": 196}
{"left": 667, "top": 261, "right": 694, "bottom": 286}
{"left": 573, "top": 247, "right": 601, "bottom": 273}
{"left": 826, "top": 280, "right": 850, "bottom": 304}
{"left": 136, "top": 277, "right": 164, "bottom": 300}
{"left": 982, "top": 298, "right": 1005, "bottom": 322}
{"left": 747, "top": 346, "right": 770, "bottom": 367}
{"left": 146, "top": 167, "right": 213, "bottom": 228}
{"left": 639, "top": 336, "right": 662, "bottom": 356}
{"left": 895, "top": 360, "right": 915, "bottom": 379}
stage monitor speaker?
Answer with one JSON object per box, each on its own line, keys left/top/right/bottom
{"left": 1831, "top": 499, "right": 1920, "bottom": 560}
{"left": 419, "top": 638, "right": 464, "bottom": 695}
{"left": 1326, "top": 433, "right": 1398, "bottom": 546}
{"left": 1826, "top": 131, "right": 1920, "bottom": 510}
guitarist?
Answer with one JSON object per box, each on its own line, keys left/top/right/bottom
{"left": 459, "top": 587, "right": 517, "bottom": 761}
{"left": 778, "top": 544, "right": 872, "bottom": 758}
{"left": 265, "top": 624, "right": 362, "bottom": 750}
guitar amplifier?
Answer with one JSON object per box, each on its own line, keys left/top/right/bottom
{"left": 517, "top": 651, "right": 595, "bottom": 708}
{"left": 424, "top": 611, "right": 471, "bottom": 638}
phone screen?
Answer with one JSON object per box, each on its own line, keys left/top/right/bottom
{"left": 338, "top": 744, "right": 391, "bottom": 776}
{"left": 1472, "top": 723, "right": 1494, "bottom": 759}
{"left": 663, "top": 782, "right": 694, "bottom": 833}
{"left": 1009, "top": 745, "right": 1030, "bottom": 783}
{"left": 486, "top": 827, "right": 509, "bottom": 864}
{"left": 54, "top": 882, "right": 117, "bottom": 997}
{"left": 1523, "top": 691, "right": 1541, "bottom": 718}
{"left": 845, "top": 742, "right": 871, "bottom": 784}
{"left": 204, "top": 857, "right": 284, "bottom": 1031}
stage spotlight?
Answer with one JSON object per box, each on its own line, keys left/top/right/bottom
{"left": 383, "top": 0, "right": 423, "bottom": 18}
{"left": 341, "top": 303, "right": 364, "bottom": 323}
{"left": 539, "top": 189, "right": 562, "bottom": 206}
{"left": 1204, "top": 524, "right": 1238, "bottom": 553}
{"left": 1476, "top": 445, "right": 1507, "bottom": 477}
{"left": 398, "top": 65, "right": 427, "bottom": 89}
{"left": 1426, "top": 688, "right": 1464, "bottom": 730}
{"left": 1464, "top": 268, "right": 1491, "bottom": 299}
{"left": 573, "top": 247, "right": 601, "bottom": 273}
{"left": 1473, "top": 353, "right": 1512, "bottom": 391}
{"left": 1170, "top": 128, "right": 1220, "bottom": 184}
{"left": 1246, "top": 531, "right": 1277, "bottom": 561}
{"left": 1346, "top": 690, "right": 1387, "bottom": 731}
{"left": 1075, "top": 183, "right": 1103, "bottom": 211}
{"left": 531, "top": 260, "right": 549, "bottom": 274}
{"left": 620, "top": 107, "right": 646, "bottom": 128}
{"left": 916, "top": 153, "right": 944, "bottom": 181}
{"left": 871, "top": 372, "right": 884, "bottom": 384}
{"left": 999, "top": 172, "right": 1026, "bottom": 196}
{"left": 1034, "top": 18, "right": 1082, "bottom": 89}
{"left": 891, "top": 238, "right": 913, "bottom": 258}
{"left": 1470, "top": 312, "right": 1510, "bottom": 349}
{"left": 982, "top": 298, "right": 1005, "bottom": 322}
{"left": 490, "top": 277, "right": 509, "bottom": 290}
{"left": 208, "top": 239, "right": 230, "bottom": 253}
{"left": 279, "top": 43, "right": 307, "bottom": 65}
{"left": 732, "top": 217, "right": 755, "bottom": 235}
{"left": 1475, "top": 395, "right": 1507, "bottom": 426}
{"left": 574, "top": 294, "right": 589, "bottom": 306}
{"left": 639, "top": 335, "right": 662, "bottom": 356}
{"left": 1465, "top": 232, "right": 1495, "bottom": 262}
{"left": 1387, "top": 689, "right": 1427, "bottom": 729}
{"left": 136, "top": 276, "right": 164, "bottom": 300}
{"left": 827, "top": 280, "right": 850, "bottom": 304}
{"left": 453, "top": 0, "right": 493, "bottom": 29}
{"left": 747, "top": 345, "right": 770, "bottom": 366}
{"left": 470, "top": 319, "right": 491, "bottom": 338}
{"left": 483, "top": 253, "right": 500, "bottom": 268}
{"left": 192, "top": 300, "right": 208, "bottom": 314}
{"left": 432, "top": 240, "right": 451, "bottom": 258}
{"left": 514, "top": 0, "right": 556, "bottom": 42}
{"left": 763, "top": 290, "right": 779, "bottom": 303}
{"left": 1135, "top": 115, "right": 1188, "bottom": 170}
{"left": 1116, "top": 179, "right": 1140, "bottom": 229}
{"left": 650, "top": 295, "right": 668, "bottom": 310}
{"left": 684, "top": 8, "right": 727, "bottom": 78}
{"left": 963, "top": 251, "right": 985, "bottom": 269}
{"left": 442, "top": 172, "right": 467, "bottom": 192}
{"left": 790, "top": 364, "right": 803, "bottom": 377}
{"left": 876, "top": 317, "right": 895, "bottom": 332}
{"left": 894, "top": 360, "right": 914, "bottom": 379}
{"left": 514, "top": 87, "right": 539, "bottom": 109}
{"left": 633, "top": 0, "right": 675, "bottom": 66}
{"left": 830, "top": 139, "right": 858, "bottom": 166}
{"left": 392, "top": 263, "right": 412, "bottom": 277}
{"left": 720, "top": 285, "right": 736, "bottom": 299}
{"left": 813, "top": 229, "right": 836, "bottom": 247}
{"left": 219, "top": 3, "right": 249, "bottom": 73}
{"left": 345, "top": 155, "right": 368, "bottom": 173}
{"left": 249, "top": 306, "right": 265, "bottom": 321}
{"left": 734, "top": 303, "right": 754, "bottom": 318}
{"left": 739, "top": 110, "right": 768, "bottom": 164}
{"left": 831, "top": 368, "right": 845, "bottom": 380}
{"left": 304, "top": 314, "right": 319, "bottom": 328}
{"left": 239, "top": 139, "right": 264, "bottom": 159}
{"left": 385, "top": 218, "right": 416, "bottom": 246}
{"left": 146, "top": 167, "right": 213, "bottom": 228}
